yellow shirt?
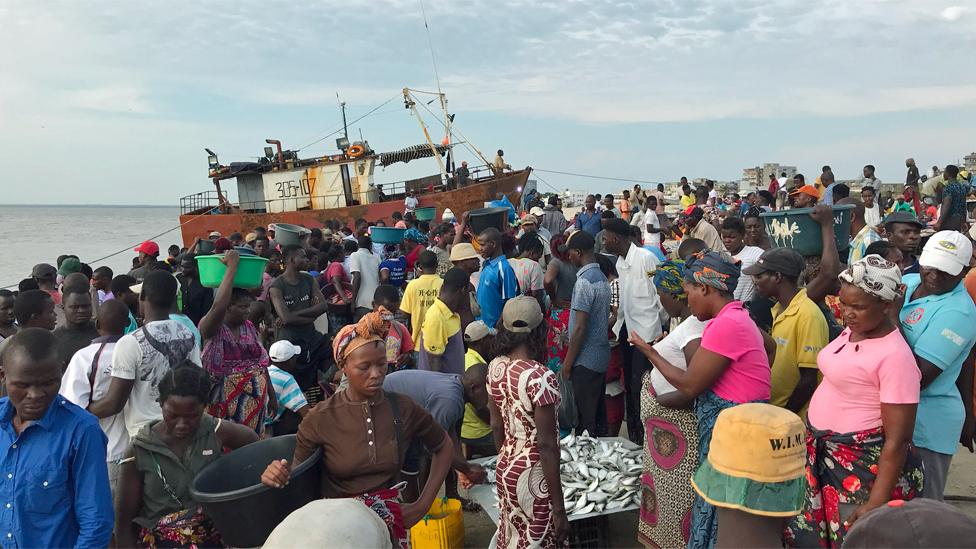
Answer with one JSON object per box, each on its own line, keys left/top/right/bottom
{"left": 400, "top": 274, "right": 443, "bottom": 345}
{"left": 461, "top": 348, "right": 492, "bottom": 440}
{"left": 421, "top": 299, "right": 461, "bottom": 355}
{"left": 769, "top": 289, "right": 828, "bottom": 411}
{"left": 679, "top": 194, "right": 695, "bottom": 210}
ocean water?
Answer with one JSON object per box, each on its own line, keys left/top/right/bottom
{"left": 0, "top": 205, "right": 183, "bottom": 289}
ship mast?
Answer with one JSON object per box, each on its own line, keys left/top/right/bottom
{"left": 403, "top": 88, "right": 448, "bottom": 183}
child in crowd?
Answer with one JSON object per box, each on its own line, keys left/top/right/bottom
{"left": 373, "top": 284, "right": 414, "bottom": 372}
{"left": 266, "top": 340, "right": 310, "bottom": 436}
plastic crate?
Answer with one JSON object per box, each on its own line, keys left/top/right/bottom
{"left": 569, "top": 514, "right": 610, "bottom": 548}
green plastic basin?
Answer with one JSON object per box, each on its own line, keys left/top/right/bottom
{"left": 415, "top": 207, "right": 437, "bottom": 221}
{"left": 197, "top": 254, "right": 269, "bottom": 289}
{"left": 760, "top": 204, "right": 854, "bottom": 256}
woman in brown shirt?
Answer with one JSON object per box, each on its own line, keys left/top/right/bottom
{"left": 261, "top": 308, "right": 452, "bottom": 548}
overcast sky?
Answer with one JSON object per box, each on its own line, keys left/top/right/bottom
{"left": 2, "top": 0, "right": 975, "bottom": 205}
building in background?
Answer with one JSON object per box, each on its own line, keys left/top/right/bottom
{"left": 964, "top": 152, "right": 976, "bottom": 173}
{"left": 741, "top": 163, "right": 797, "bottom": 190}
{"left": 563, "top": 189, "right": 588, "bottom": 207}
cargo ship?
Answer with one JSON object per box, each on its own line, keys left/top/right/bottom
{"left": 178, "top": 88, "right": 530, "bottom": 246}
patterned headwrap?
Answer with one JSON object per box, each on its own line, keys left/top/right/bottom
{"left": 654, "top": 260, "right": 687, "bottom": 299}
{"left": 332, "top": 307, "right": 392, "bottom": 365}
{"left": 683, "top": 250, "right": 740, "bottom": 293}
{"left": 838, "top": 254, "right": 904, "bottom": 302}
{"left": 404, "top": 228, "right": 428, "bottom": 244}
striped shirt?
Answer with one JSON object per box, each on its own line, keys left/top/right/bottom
{"left": 266, "top": 366, "right": 309, "bottom": 423}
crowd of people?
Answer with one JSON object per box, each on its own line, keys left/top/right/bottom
{"left": 2, "top": 159, "right": 976, "bottom": 548}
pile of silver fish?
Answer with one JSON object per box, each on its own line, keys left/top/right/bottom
{"left": 478, "top": 433, "right": 643, "bottom": 517}
{"left": 558, "top": 432, "right": 642, "bottom": 516}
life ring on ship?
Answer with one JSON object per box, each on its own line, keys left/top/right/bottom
{"left": 347, "top": 145, "right": 365, "bottom": 158}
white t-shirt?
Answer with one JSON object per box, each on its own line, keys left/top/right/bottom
{"left": 732, "top": 246, "right": 764, "bottom": 303}
{"left": 349, "top": 248, "right": 381, "bottom": 310}
{"left": 864, "top": 204, "right": 882, "bottom": 228}
{"left": 643, "top": 211, "right": 662, "bottom": 248}
{"left": 404, "top": 196, "right": 419, "bottom": 212}
{"left": 111, "top": 320, "right": 201, "bottom": 438}
{"left": 650, "top": 316, "right": 709, "bottom": 395}
{"left": 616, "top": 243, "right": 664, "bottom": 342}
{"left": 777, "top": 177, "right": 787, "bottom": 191}
{"left": 61, "top": 339, "right": 130, "bottom": 461}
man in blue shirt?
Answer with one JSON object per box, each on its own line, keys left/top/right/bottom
{"left": 560, "top": 230, "right": 611, "bottom": 436}
{"left": 899, "top": 231, "right": 976, "bottom": 501}
{"left": 476, "top": 227, "right": 519, "bottom": 329}
{"left": 0, "top": 328, "right": 113, "bottom": 548}
{"left": 574, "top": 194, "right": 602, "bottom": 237}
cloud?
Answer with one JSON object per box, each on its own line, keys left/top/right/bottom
{"left": 942, "top": 6, "right": 970, "bottom": 20}
{"left": 2, "top": 0, "right": 976, "bottom": 205}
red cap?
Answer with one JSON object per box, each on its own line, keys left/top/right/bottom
{"left": 134, "top": 241, "right": 159, "bottom": 256}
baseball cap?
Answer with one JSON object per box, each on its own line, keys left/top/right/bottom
{"left": 521, "top": 214, "right": 539, "bottom": 226}
{"left": 691, "top": 403, "right": 807, "bottom": 517}
{"left": 269, "top": 340, "right": 302, "bottom": 362}
{"left": 530, "top": 206, "right": 545, "bottom": 217}
{"left": 57, "top": 257, "right": 82, "bottom": 277}
{"left": 32, "top": 263, "right": 57, "bottom": 280}
{"left": 208, "top": 230, "right": 222, "bottom": 238}
{"left": 742, "top": 248, "right": 805, "bottom": 277}
{"left": 134, "top": 241, "right": 160, "bottom": 256}
{"left": 463, "top": 320, "right": 495, "bottom": 343}
{"left": 919, "top": 230, "right": 972, "bottom": 276}
{"left": 788, "top": 185, "right": 819, "bottom": 198}
{"left": 844, "top": 498, "right": 976, "bottom": 548}
{"left": 881, "top": 211, "right": 924, "bottom": 228}
{"left": 245, "top": 232, "right": 258, "bottom": 243}
{"left": 564, "top": 229, "right": 595, "bottom": 252}
{"left": 501, "top": 295, "right": 544, "bottom": 333}
{"left": 449, "top": 243, "right": 480, "bottom": 262}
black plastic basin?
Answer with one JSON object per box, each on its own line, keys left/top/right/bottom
{"left": 190, "top": 434, "right": 322, "bottom": 548}
{"left": 468, "top": 206, "right": 510, "bottom": 234}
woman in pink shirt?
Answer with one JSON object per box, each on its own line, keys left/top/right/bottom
{"left": 630, "top": 250, "right": 772, "bottom": 549}
{"left": 786, "top": 255, "right": 922, "bottom": 548}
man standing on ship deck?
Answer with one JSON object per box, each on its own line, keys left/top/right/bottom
{"left": 493, "top": 149, "right": 511, "bottom": 175}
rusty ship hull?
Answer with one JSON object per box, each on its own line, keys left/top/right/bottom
{"left": 178, "top": 168, "right": 530, "bottom": 246}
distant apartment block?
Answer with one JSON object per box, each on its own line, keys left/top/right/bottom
{"left": 741, "top": 163, "right": 797, "bottom": 190}
{"left": 563, "top": 190, "right": 588, "bottom": 207}
{"left": 965, "top": 152, "right": 976, "bottom": 173}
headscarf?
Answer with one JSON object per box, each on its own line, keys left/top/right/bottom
{"left": 332, "top": 307, "right": 392, "bottom": 365}
{"left": 654, "top": 260, "right": 686, "bottom": 299}
{"left": 683, "top": 250, "right": 740, "bottom": 293}
{"left": 838, "top": 254, "right": 903, "bottom": 302}
{"left": 404, "top": 228, "right": 428, "bottom": 245}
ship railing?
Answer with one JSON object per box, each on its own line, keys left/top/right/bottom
{"left": 180, "top": 191, "right": 222, "bottom": 215}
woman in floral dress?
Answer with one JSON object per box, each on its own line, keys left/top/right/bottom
{"left": 488, "top": 296, "right": 569, "bottom": 548}
{"left": 786, "top": 255, "right": 923, "bottom": 547}
{"left": 199, "top": 250, "right": 275, "bottom": 435}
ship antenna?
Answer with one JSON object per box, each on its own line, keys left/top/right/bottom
{"left": 419, "top": 0, "right": 442, "bottom": 97}
{"left": 337, "top": 91, "right": 349, "bottom": 141}
{"left": 418, "top": 0, "right": 451, "bottom": 145}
